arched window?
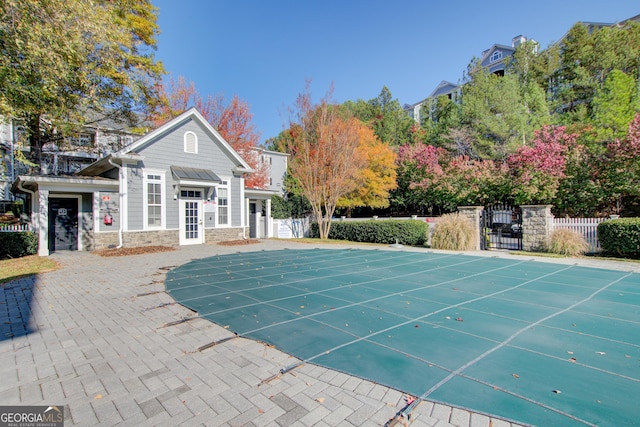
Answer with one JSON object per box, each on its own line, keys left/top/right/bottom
{"left": 184, "top": 131, "right": 198, "bottom": 154}
{"left": 490, "top": 50, "right": 502, "bottom": 63}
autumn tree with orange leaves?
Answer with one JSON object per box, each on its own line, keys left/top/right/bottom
{"left": 154, "top": 75, "right": 269, "bottom": 189}
{"left": 286, "top": 83, "right": 367, "bottom": 239}
{"left": 337, "top": 124, "right": 397, "bottom": 216}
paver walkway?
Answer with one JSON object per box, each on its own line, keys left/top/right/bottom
{"left": 2, "top": 240, "right": 635, "bottom": 426}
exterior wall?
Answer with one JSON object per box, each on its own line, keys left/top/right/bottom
{"left": 125, "top": 165, "right": 144, "bottom": 231}
{"left": 230, "top": 176, "right": 242, "bottom": 227}
{"left": 80, "top": 193, "right": 94, "bottom": 251}
{"left": 93, "top": 232, "right": 120, "bottom": 250}
{"left": 94, "top": 230, "right": 179, "bottom": 250}
{"left": 93, "top": 227, "right": 246, "bottom": 250}
{"left": 97, "top": 191, "right": 120, "bottom": 233}
{"left": 205, "top": 227, "right": 246, "bottom": 243}
{"left": 262, "top": 151, "right": 288, "bottom": 194}
{"left": 124, "top": 119, "right": 243, "bottom": 232}
{"left": 0, "top": 121, "right": 12, "bottom": 200}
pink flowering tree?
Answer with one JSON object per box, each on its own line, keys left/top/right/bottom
{"left": 394, "top": 143, "right": 451, "bottom": 211}
{"left": 599, "top": 113, "right": 640, "bottom": 213}
{"left": 398, "top": 143, "right": 510, "bottom": 211}
{"left": 507, "top": 126, "right": 575, "bottom": 205}
{"left": 444, "top": 157, "right": 510, "bottom": 207}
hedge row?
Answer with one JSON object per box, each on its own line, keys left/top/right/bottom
{"left": 311, "top": 220, "right": 428, "bottom": 246}
{"left": 0, "top": 232, "right": 38, "bottom": 259}
{"left": 598, "top": 218, "right": 640, "bottom": 258}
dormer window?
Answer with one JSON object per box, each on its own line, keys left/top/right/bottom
{"left": 184, "top": 131, "right": 198, "bottom": 154}
{"left": 490, "top": 50, "right": 502, "bottom": 63}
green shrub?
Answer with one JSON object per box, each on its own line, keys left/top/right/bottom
{"left": 431, "top": 213, "right": 477, "bottom": 251}
{"left": 0, "top": 232, "right": 38, "bottom": 259}
{"left": 310, "top": 220, "right": 428, "bottom": 246}
{"left": 546, "top": 229, "right": 589, "bottom": 256}
{"left": 598, "top": 218, "right": 640, "bottom": 258}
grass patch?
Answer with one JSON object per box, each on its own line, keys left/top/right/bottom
{"left": 508, "top": 251, "right": 565, "bottom": 258}
{"left": 274, "top": 237, "right": 383, "bottom": 246}
{"left": 585, "top": 254, "right": 640, "bottom": 264}
{"left": 508, "top": 251, "right": 640, "bottom": 263}
{"left": 0, "top": 256, "right": 60, "bottom": 284}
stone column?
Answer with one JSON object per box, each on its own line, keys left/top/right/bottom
{"left": 521, "top": 205, "right": 553, "bottom": 252}
{"left": 457, "top": 206, "right": 483, "bottom": 251}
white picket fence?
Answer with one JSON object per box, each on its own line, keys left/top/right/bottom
{"left": 553, "top": 217, "right": 605, "bottom": 252}
{"left": 0, "top": 223, "right": 31, "bottom": 232}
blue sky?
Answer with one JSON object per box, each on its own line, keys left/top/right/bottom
{"left": 152, "top": 1, "right": 638, "bottom": 144}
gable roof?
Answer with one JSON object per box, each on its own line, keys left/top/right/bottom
{"left": 122, "top": 108, "right": 253, "bottom": 172}
{"left": 78, "top": 107, "right": 253, "bottom": 177}
{"left": 480, "top": 44, "right": 515, "bottom": 64}
{"left": 428, "top": 80, "right": 460, "bottom": 98}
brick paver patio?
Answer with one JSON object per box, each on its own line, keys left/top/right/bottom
{"left": 6, "top": 240, "right": 632, "bottom": 426}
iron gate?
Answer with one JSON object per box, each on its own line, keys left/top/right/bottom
{"left": 480, "top": 204, "right": 522, "bottom": 250}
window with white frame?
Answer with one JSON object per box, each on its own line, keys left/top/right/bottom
{"left": 184, "top": 131, "right": 198, "bottom": 154}
{"left": 68, "top": 133, "right": 93, "bottom": 147}
{"left": 490, "top": 50, "right": 502, "bottom": 63}
{"left": 217, "top": 182, "right": 229, "bottom": 225}
{"left": 144, "top": 172, "right": 165, "bottom": 228}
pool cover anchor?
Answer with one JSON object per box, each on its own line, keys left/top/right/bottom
{"left": 384, "top": 396, "right": 421, "bottom": 427}
{"left": 197, "top": 334, "right": 238, "bottom": 352}
{"left": 159, "top": 316, "right": 198, "bottom": 328}
{"left": 259, "top": 361, "right": 304, "bottom": 386}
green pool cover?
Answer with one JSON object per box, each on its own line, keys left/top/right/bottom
{"left": 165, "top": 249, "right": 640, "bottom": 426}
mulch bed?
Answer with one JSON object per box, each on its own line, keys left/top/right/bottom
{"left": 93, "top": 246, "right": 176, "bottom": 257}
{"left": 93, "top": 239, "right": 260, "bottom": 256}
{"left": 217, "top": 239, "right": 260, "bottom": 246}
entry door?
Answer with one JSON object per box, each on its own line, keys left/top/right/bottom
{"left": 179, "top": 189, "right": 204, "bottom": 245}
{"left": 48, "top": 198, "right": 78, "bottom": 252}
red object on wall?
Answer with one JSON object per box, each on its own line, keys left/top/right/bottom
{"left": 104, "top": 214, "right": 113, "bottom": 225}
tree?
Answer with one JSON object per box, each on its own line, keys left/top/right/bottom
{"left": 592, "top": 69, "right": 640, "bottom": 142}
{"left": 286, "top": 82, "right": 367, "bottom": 239}
{"left": 0, "top": 0, "right": 164, "bottom": 168}
{"left": 343, "top": 86, "right": 413, "bottom": 145}
{"left": 396, "top": 142, "right": 511, "bottom": 212}
{"left": 598, "top": 113, "right": 640, "bottom": 214}
{"left": 154, "top": 75, "right": 269, "bottom": 189}
{"left": 461, "top": 62, "right": 543, "bottom": 159}
{"left": 421, "top": 95, "right": 463, "bottom": 149}
{"left": 507, "top": 125, "right": 574, "bottom": 205}
{"left": 337, "top": 124, "right": 397, "bottom": 214}
{"left": 551, "top": 21, "right": 640, "bottom": 123}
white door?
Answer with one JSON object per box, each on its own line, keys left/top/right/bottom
{"left": 179, "top": 189, "right": 204, "bottom": 245}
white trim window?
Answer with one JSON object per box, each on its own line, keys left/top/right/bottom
{"left": 490, "top": 50, "right": 502, "bottom": 63}
{"left": 184, "top": 131, "right": 198, "bottom": 154}
{"left": 217, "top": 181, "right": 229, "bottom": 226}
{"left": 143, "top": 171, "right": 166, "bottom": 229}
{"left": 68, "top": 132, "right": 94, "bottom": 147}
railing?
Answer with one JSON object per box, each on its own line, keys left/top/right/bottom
{"left": 553, "top": 217, "right": 605, "bottom": 252}
{"left": 0, "top": 223, "right": 31, "bottom": 232}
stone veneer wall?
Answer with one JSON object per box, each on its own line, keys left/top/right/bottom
{"left": 204, "top": 227, "right": 247, "bottom": 243}
{"left": 456, "top": 206, "right": 483, "bottom": 251}
{"left": 93, "top": 232, "right": 120, "bottom": 250}
{"left": 93, "top": 227, "right": 248, "bottom": 251}
{"left": 521, "top": 205, "right": 553, "bottom": 252}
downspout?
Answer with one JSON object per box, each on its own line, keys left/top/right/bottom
{"left": 108, "top": 158, "right": 124, "bottom": 249}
